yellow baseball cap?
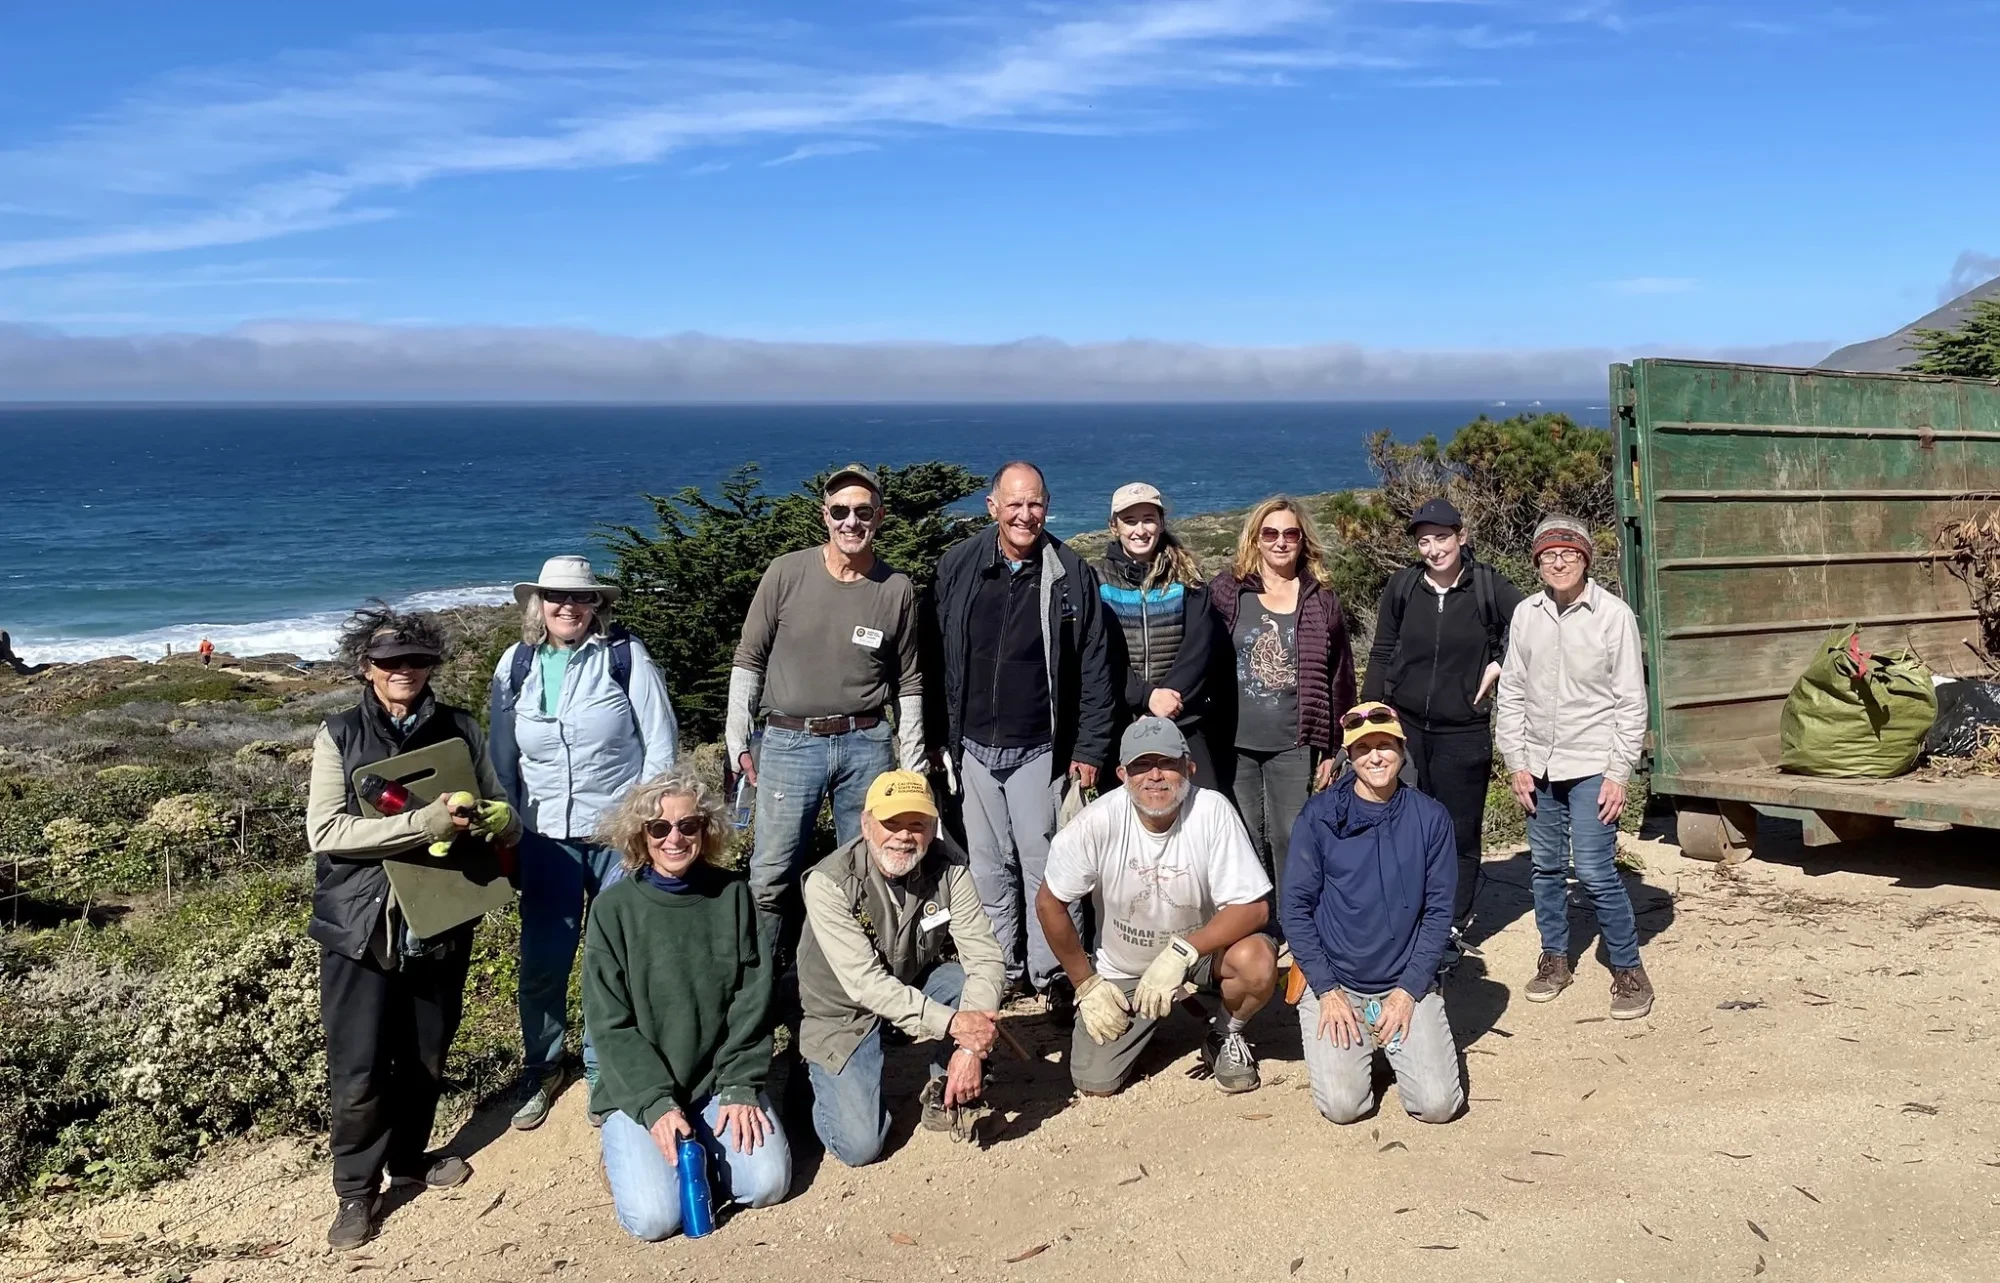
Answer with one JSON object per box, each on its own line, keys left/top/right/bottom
{"left": 1339, "top": 701, "right": 1407, "bottom": 748}
{"left": 863, "top": 770, "right": 939, "bottom": 821}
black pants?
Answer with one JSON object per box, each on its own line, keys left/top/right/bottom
{"left": 1399, "top": 720, "right": 1493, "bottom": 923}
{"left": 320, "top": 927, "right": 474, "bottom": 1199}
{"left": 1229, "top": 743, "right": 1314, "bottom": 903}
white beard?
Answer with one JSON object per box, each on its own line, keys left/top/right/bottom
{"left": 1131, "top": 776, "right": 1190, "bottom": 821}
{"left": 872, "top": 843, "right": 923, "bottom": 878}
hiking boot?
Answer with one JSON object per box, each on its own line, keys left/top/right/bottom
{"left": 327, "top": 1194, "right": 379, "bottom": 1251}
{"left": 389, "top": 1154, "right": 471, "bottom": 1191}
{"left": 1043, "top": 974, "right": 1076, "bottom": 1032}
{"left": 584, "top": 1064, "right": 608, "bottom": 1129}
{"left": 1523, "top": 952, "right": 1574, "bottom": 1002}
{"left": 509, "top": 1066, "right": 567, "bottom": 1132}
{"left": 1201, "top": 1027, "right": 1261, "bottom": 1094}
{"left": 919, "top": 1076, "right": 989, "bottom": 1143}
{"left": 1610, "top": 965, "right": 1655, "bottom": 1020}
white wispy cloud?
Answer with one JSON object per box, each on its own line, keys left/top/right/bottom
{"left": 764, "top": 140, "right": 882, "bottom": 166}
{"left": 0, "top": 319, "right": 1834, "bottom": 401}
{"left": 1609, "top": 276, "right": 1700, "bottom": 295}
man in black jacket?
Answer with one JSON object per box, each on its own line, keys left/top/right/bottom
{"left": 925, "top": 461, "right": 1115, "bottom": 1024}
{"left": 1362, "top": 498, "right": 1525, "bottom": 925}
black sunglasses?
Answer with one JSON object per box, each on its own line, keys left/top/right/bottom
{"left": 1339, "top": 706, "right": 1399, "bottom": 731}
{"left": 827, "top": 503, "right": 878, "bottom": 524}
{"left": 644, "top": 816, "right": 708, "bottom": 841}
{"left": 543, "top": 590, "right": 601, "bottom": 606}
{"left": 371, "top": 655, "right": 437, "bottom": 672}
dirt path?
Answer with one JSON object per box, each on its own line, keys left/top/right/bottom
{"left": 12, "top": 827, "right": 2000, "bottom": 1283}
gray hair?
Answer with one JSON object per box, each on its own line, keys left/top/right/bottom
{"left": 598, "top": 767, "right": 730, "bottom": 873}
{"left": 519, "top": 589, "right": 610, "bottom": 646}
{"left": 334, "top": 600, "right": 448, "bottom": 680}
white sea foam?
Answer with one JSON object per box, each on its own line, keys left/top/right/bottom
{"left": 11, "top": 585, "right": 514, "bottom": 666}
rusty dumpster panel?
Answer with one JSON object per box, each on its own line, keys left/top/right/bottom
{"left": 1614, "top": 359, "right": 2000, "bottom": 828}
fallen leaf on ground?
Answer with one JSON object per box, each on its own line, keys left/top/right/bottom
{"left": 476, "top": 1191, "right": 505, "bottom": 1220}
{"left": 1289, "top": 1258, "right": 1304, "bottom": 1276}
{"left": 1417, "top": 1244, "right": 1458, "bottom": 1251}
{"left": 1574, "top": 1017, "right": 1607, "bottom": 1024}
{"left": 1379, "top": 1141, "right": 1408, "bottom": 1153}
{"left": 889, "top": 1232, "right": 918, "bottom": 1247}
{"left": 1502, "top": 1174, "right": 1535, "bottom": 1184}
{"left": 1006, "top": 1244, "right": 1050, "bottom": 1263}
{"left": 1748, "top": 1220, "right": 1769, "bottom": 1242}
{"left": 1861, "top": 1152, "right": 1880, "bottom": 1163}
{"left": 1530, "top": 1150, "right": 1565, "bottom": 1158}
{"left": 1115, "top": 1171, "right": 1145, "bottom": 1186}
{"left": 1718, "top": 1000, "right": 1764, "bottom": 1011}
{"left": 1755, "top": 1254, "right": 1767, "bottom": 1275}
{"left": 1581, "top": 1089, "right": 1596, "bottom": 1100}
{"left": 1241, "top": 1112, "right": 1272, "bottom": 1121}
{"left": 1802, "top": 990, "right": 1830, "bottom": 1000}
{"left": 1793, "top": 1185, "right": 1822, "bottom": 1204}
{"left": 1489, "top": 1027, "right": 1513, "bottom": 1037}
{"left": 1902, "top": 1102, "right": 1940, "bottom": 1115}
{"left": 1394, "top": 1207, "right": 1414, "bottom": 1214}
{"left": 1463, "top": 1209, "right": 1489, "bottom": 1222}
{"left": 1715, "top": 1151, "right": 1753, "bottom": 1160}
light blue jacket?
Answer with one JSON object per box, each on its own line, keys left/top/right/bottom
{"left": 489, "top": 631, "right": 679, "bottom": 841}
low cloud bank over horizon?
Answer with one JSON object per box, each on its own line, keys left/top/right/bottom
{"left": 0, "top": 322, "right": 1835, "bottom": 402}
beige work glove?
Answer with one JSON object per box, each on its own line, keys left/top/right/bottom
{"left": 1075, "top": 974, "right": 1133, "bottom": 1046}
{"left": 1132, "top": 935, "right": 1201, "bottom": 1020}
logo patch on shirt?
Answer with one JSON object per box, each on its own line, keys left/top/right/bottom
{"left": 852, "top": 626, "right": 885, "bottom": 650}
{"left": 919, "top": 902, "right": 951, "bottom": 931}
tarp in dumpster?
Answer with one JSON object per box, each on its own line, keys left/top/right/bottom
{"left": 1925, "top": 678, "right": 2000, "bottom": 758}
{"left": 1779, "top": 628, "right": 1937, "bottom": 777}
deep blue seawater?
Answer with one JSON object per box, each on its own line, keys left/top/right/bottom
{"left": 0, "top": 401, "right": 1604, "bottom": 663}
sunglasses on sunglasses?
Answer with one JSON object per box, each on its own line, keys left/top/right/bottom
{"left": 1339, "top": 707, "right": 1400, "bottom": 730}
{"left": 371, "top": 655, "right": 437, "bottom": 672}
{"left": 1259, "top": 526, "right": 1303, "bottom": 546}
{"left": 644, "top": 816, "right": 708, "bottom": 841}
{"left": 827, "top": 503, "right": 877, "bottom": 524}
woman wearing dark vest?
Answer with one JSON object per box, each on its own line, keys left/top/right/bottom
{"left": 305, "top": 604, "right": 521, "bottom": 1251}
{"left": 1209, "top": 497, "right": 1358, "bottom": 900}
{"left": 1360, "top": 498, "right": 1525, "bottom": 926}
{"left": 1092, "top": 482, "right": 1218, "bottom": 786}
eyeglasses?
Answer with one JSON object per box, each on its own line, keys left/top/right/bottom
{"left": 1339, "top": 706, "right": 1400, "bottom": 731}
{"left": 1537, "top": 549, "right": 1585, "bottom": 566}
{"left": 543, "top": 590, "right": 600, "bottom": 607}
{"left": 371, "top": 655, "right": 436, "bottom": 672}
{"left": 1259, "top": 527, "right": 1303, "bottom": 546}
{"left": 644, "top": 816, "right": 708, "bottom": 841}
{"left": 827, "top": 504, "right": 877, "bottom": 524}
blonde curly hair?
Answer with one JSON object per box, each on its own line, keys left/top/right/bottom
{"left": 597, "top": 767, "right": 731, "bottom": 873}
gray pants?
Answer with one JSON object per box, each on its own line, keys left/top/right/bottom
{"left": 1232, "top": 744, "right": 1313, "bottom": 898}
{"left": 1298, "top": 985, "right": 1463, "bottom": 1125}
{"left": 960, "top": 751, "right": 1078, "bottom": 989}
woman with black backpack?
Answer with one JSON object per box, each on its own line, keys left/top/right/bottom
{"left": 1360, "top": 499, "right": 1525, "bottom": 927}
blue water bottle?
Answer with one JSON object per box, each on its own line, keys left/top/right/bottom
{"left": 677, "top": 1136, "right": 715, "bottom": 1238}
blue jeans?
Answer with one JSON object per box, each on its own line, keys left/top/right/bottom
{"left": 807, "top": 963, "right": 966, "bottom": 1168}
{"left": 518, "top": 832, "right": 627, "bottom": 1076}
{"left": 1527, "top": 775, "right": 1641, "bottom": 970}
{"left": 599, "top": 1094, "right": 791, "bottom": 1241}
{"left": 748, "top": 722, "right": 896, "bottom": 946}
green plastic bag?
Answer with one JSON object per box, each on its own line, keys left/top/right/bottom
{"left": 1779, "top": 627, "right": 1937, "bottom": 777}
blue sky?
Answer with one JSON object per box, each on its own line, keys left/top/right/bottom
{"left": 1, "top": 2, "right": 1996, "bottom": 395}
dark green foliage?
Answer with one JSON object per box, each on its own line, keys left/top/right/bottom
{"left": 1905, "top": 298, "right": 2000, "bottom": 378}
{"left": 1323, "top": 413, "right": 1617, "bottom": 630}
{"left": 69, "top": 675, "right": 265, "bottom": 714}
{"left": 603, "top": 461, "right": 988, "bottom": 741}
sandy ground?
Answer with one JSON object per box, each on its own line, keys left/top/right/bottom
{"left": 10, "top": 820, "right": 2000, "bottom": 1283}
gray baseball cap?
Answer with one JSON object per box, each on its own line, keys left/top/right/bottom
{"left": 1118, "top": 716, "right": 1189, "bottom": 766}
{"left": 823, "top": 464, "right": 882, "bottom": 499}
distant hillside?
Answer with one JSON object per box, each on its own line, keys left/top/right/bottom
{"left": 1819, "top": 276, "right": 2000, "bottom": 373}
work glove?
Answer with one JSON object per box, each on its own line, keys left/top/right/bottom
{"left": 1132, "top": 935, "right": 1201, "bottom": 1020}
{"left": 1075, "top": 974, "right": 1133, "bottom": 1047}
{"left": 471, "top": 799, "right": 515, "bottom": 842}
{"left": 419, "top": 795, "right": 460, "bottom": 856}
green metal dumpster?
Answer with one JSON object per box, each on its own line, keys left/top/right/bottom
{"left": 1613, "top": 358, "right": 2000, "bottom": 860}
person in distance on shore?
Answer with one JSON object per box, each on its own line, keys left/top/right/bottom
{"left": 489, "top": 555, "right": 680, "bottom": 1133}
{"left": 584, "top": 768, "right": 790, "bottom": 1241}
{"left": 728, "top": 464, "right": 927, "bottom": 958}
{"left": 796, "top": 770, "right": 1005, "bottom": 1165}
{"left": 1284, "top": 702, "right": 1465, "bottom": 1126}
{"left": 1207, "top": 498, "right": 1357, "bottom": 914}
{"left": 305, "top": 604, "right": 521, "bottom": 1251}
{"left": 1361, "top": 498, "right": 1525, "bottom": 933}
{"left": 1494, "top": 515, "right": 1655, "bottom": 1019}
{"left": 924, "top": 461, "right": 1115, "bottom": 1025}
{"left": 1036, "top": 717, "right": 1278, "bottom": 1095}
{"left": 1091, "top": 482, "right": 1220, "bottom": 787}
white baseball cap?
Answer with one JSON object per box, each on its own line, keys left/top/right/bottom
{"left": 1110, "top": 482, "right": 1166, "bottom": 516}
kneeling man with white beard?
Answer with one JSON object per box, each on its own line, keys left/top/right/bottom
{"left": 796, "top": 770, "right": 1007, "bottom": 1165}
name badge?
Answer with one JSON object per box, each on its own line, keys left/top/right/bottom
{"left": 919, "top": 905, "right": 951, "bottom": 931}
{"left": 852, "top": 626, "right": 885, "bottom": 649}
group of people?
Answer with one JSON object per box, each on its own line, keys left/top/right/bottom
{"left": 302, "top": 460, "right": 1654, "bottom": 1250}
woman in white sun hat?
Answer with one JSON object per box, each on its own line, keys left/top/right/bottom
{"left": 489, "top": 555, "right": 680, "bottom": 1132}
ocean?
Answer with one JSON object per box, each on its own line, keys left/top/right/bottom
{"left": 1, "top": 401, "right": 1605, "bottom": 665}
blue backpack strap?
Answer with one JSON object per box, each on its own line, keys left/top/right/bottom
{"left": 506, "top": 642, "right": 534, "bottom": 699}
{"left": 607, "top": 624, "right": 633, "bottom": 694}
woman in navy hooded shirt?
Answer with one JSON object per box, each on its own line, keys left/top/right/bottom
{"left": 1282, "top": 701, "right": 1464, "bottom": 1125}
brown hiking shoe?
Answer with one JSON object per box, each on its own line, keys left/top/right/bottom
{"left": 1610, "top": 966, "right": 1655, "bottom": 1020}
{"left": 1523, "top": 952, "right": 1573, "bottom": 1002}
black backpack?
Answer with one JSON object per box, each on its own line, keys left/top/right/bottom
{"left": 1394, "top": 560, "right": 1506, "bottom": 664}
{"left": 507, "top": 625, "right": 634, "bottom": 701}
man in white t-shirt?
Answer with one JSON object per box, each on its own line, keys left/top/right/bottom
{"left": 1035, "top": 717, "right": 1278, "bottom": 1095}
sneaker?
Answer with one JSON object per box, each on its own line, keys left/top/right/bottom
{"left": 509, "top": 1067, "right": 567, "bottom": 1132}
{"left": 327, "top": 1194, "right": 379, "bottom": 1251}
{"left": 1201, "top": 1027, "right": 1261, "bottom": 1094}
{"left": 919, "top": 1076, "right": 989, "bottom": 1142}
{"left": 1609, "top": 965, "right": 1655, "bottom": 1020}
{"left": 1043, "top": 974, "right": 1076, "bottom": 1032}
{"left": 584, "top": 1065, "right": 608, "bottom": 1129}
{"left": 1523, "top": 952, "right": 1574, "bottom": 1003}
{"left": 389, "top": 1154, "right": 470, "bottom": 1191}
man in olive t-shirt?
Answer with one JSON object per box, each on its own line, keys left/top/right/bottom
{"left": 727, "top": 464, "right": 926, "bottom": 952}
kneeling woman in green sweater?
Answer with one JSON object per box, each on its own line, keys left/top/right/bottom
{"left": 584, "top": 767, "right": 790, "bottom": 1240}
